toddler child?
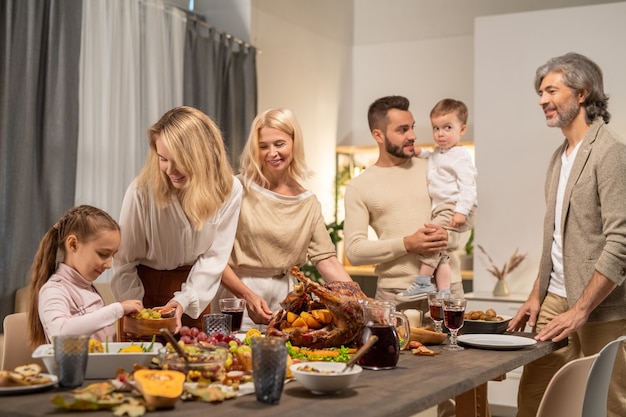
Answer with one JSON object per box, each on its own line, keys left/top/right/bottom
{"left": 397, "top": 99, "right": 477, "bottom": 302}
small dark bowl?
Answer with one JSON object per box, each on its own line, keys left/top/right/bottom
{"left": 460, "top": 316, "right": 511, "bottom": 335}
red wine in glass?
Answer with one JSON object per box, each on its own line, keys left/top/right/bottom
{"left": 443, "top": 298, "right": 466, "bottom": 351}
{"left": 221, "top": 308, "right": 244, "bottom": 333}
{"left": 219, "top": 298, "right": 246, "bottom": 333}
{"left": 358, "top": 324, "right": 400, "bottom": 370}
{"left": 430, "top": 304, "right": 444, "bottom": 322}
{"left": 444, "top": 309, "right": 464, "bottom": 330}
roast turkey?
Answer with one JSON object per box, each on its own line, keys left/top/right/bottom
{"left": 266, "top": 266, "right": 368, "bottom": 349}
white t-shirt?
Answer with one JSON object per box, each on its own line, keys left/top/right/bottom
{"left": 548, "top": 141, "right": 582, "bottom": 297}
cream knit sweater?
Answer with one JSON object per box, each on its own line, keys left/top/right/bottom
{"left": 344, "top": 158, "right": 462, "bottom": 290}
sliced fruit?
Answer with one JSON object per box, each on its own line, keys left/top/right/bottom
{"left": 291, "top": 317, "right": 308, "bottom": 329}
{"left": 152, "top": 307, "right": 176, "bottom": 318}
{"left": 245, "top": 328, "right": 262, "bottom": 340}
{"left": 304, "top": 315, "right": 322, "bottom": 329}
{"left": 286, "top": 311, "right": 299, "bottom": 324}
{"left": 311, "top": 309, "right": 332, "bottom": 324}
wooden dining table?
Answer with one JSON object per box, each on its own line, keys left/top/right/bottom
{"left": 1, "top": 332, "right": 566, "bottom": 417}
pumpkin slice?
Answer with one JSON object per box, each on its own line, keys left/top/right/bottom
{"left": 304, "top": 315, "right": 323, "bottom": 329}
{"left": 291, "top": 317, "right": 308, "bottom": 329}
{"left": 134, "top": 369, "right": 185, "bottom": 410}
{"left": 286, "top": 311, "right": 299, "bottom": 324}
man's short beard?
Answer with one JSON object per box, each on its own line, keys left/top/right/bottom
{"left": 547, "top": 98, "right": 581, "bottom": 128}
{"left": 384, "top": 136, "right": 412, "bottom": 159}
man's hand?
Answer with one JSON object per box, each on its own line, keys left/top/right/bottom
{"left": 507, "top": 296, "right": 540, "bottom": 332}
{"left": 404, "top": 224, "right": 448, "bottom": 255}
{"left": 531, "top": 272, "right": 615, "bottom": 342}
{"left": 534, "top": 307, "right": 589, "bottom": 342}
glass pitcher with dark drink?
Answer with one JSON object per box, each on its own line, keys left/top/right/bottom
{"left": 358, "top": 300, "right": 410, "bottom": 370}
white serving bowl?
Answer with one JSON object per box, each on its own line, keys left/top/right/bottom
{"left": 290, "top": 362, "right": 362, "bottom": 395}
{"left": 32, "top": 341, "right": 163, "bottom": 379}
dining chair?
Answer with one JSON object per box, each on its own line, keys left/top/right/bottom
{"left": 536, "top": 335, "right": 625, "bottom": 417}
{"left": 535, "top": 352, "right": 596, "bottom": 417}
{"left": 1, "top": 312, "right": 45, "bottom": 371}
{"left": 581, "top": 335, "right": 626, "bottom": 417}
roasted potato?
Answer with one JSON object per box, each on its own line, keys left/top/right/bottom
{"left": 464, "top": 309, "right": 504, "bottom": 321}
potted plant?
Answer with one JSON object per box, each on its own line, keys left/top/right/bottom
{"left": 477, "top": 245, "right": 526, "bottom": 296}
{"left": 460, "top": 228, "right": 474, "bottom": 271}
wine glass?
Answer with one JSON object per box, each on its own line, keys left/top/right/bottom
{"left": 427, "top": 291, "right": 447, "bottom": 333}
{"left": 442, "top": 298, "right": 467, "bottom": 351}
{"left": 219, "top": 298, "right": 246, "bottom": 334}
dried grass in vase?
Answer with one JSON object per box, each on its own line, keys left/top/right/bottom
{"left": 477, "top": 245, "right": 526, "bottom": 281}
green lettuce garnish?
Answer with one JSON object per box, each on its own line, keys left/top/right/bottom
{"left": 286, "top": 341, "right": 352, "bottom": 363}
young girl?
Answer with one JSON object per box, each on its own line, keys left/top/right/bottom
{"left": 27, "top": 205, "right": 143, "bottom": 348}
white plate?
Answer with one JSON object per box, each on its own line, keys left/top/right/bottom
{"left": 457, "top": 334, "right": 537, "bottom": 350}
{"left": 0, "top": 373, "right": 58, "bottom": 396}
{"left": 32, "top": 342, "right": 163, "bottom": 379}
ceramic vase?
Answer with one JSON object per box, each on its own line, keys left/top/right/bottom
{"left": 493, "top": 280, "right": 510, "bottom": 296}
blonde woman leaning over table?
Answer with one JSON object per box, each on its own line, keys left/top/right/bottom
{"left": 27, "top": 205, "right": 143, "bottom": 348}
{"left": 111, "top": 106, "right": 242, "bottom": 333}
{"left": 212, "top": 108, "right": 353, "bottom": 332}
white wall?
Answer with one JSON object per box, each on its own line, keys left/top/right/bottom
{"left": 193, "top": 0, "right": 251, "bottom": 42}
{"left": 473, "top": 2, "right": 626, "bottom": 294}
{"left": 350, "top": 35, "right": 474, "bottom": 146}
{"left": 250, "top": 0, "right": 354, "bottom": 221}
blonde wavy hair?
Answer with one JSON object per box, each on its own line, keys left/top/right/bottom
{"left": 137, "top": 106, "right": 234, "bottom": 230}
{"left": 239, "top": 108, "right": 311, "bottom": 188}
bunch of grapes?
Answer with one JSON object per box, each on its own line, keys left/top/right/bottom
{"left": 179, "top": 326, "right": 243, "bottom": 348}
{"left": 227, "top": 341, "right": 252, "bottom": 372}
{"left": 178, "top": 326, "right": 208, "bottom": 345}
{"left": 177, "top": 326, "right": 254, "bottom": 373}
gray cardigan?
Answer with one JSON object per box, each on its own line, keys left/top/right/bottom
{"left": 538, "top": 119, "right": 626, "bottom": 322}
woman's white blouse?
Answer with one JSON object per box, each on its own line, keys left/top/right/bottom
{"left": 111, "top": 178, "right": 242, "bottom": 319}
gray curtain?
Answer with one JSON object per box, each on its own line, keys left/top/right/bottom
{"left": 183, "top": 17, "right": 257, "bottom": 169}
{"left": 0, "top": 0, "right": 82, "bottom": 321}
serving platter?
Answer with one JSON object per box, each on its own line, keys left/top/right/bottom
{"left": 457, "top": 334, "right": 537, "bottom": 350}
{"left": 32, "top": 342, "right": 163, "bottom": 379}
{"left": 0, "top": 374, "right": 57, "bottom": 396}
